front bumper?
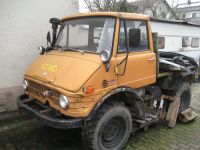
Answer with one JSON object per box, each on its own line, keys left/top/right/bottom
{"left": 17, "top": 94, "right": 83, "bottom": 129}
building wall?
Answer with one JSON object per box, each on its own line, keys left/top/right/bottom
{"left": 0, "top": 0, "right": 78, "bottom": 112}
{"left": 151, "top": 21, "right": 200, "bottom": 64}
{"left": 177, "top": 11, "right": 200, "bottom": 20}
{"left": 175, "top": 2, "right": 200, "bottom": 25}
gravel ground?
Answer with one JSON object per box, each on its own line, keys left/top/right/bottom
{"left": 0, "top": 84, "right": 199, "bottom": 150}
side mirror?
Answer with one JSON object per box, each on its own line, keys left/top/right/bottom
{"left": 47, "top": 31, "right": 51, "bottom": 46}
{"left": 50, "top": 18, "right": 60, "bottom": 25}
{"left": 100, "top": 49, "right": 111, "bottom": 64}
{"left": 38, "top": 46, "right": 45, "bottom": 55}
{"left": 129, "top": 28, "right": 141, "bottom": 48}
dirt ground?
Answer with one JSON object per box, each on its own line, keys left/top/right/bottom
{"left": 0, "top": 84, "right": 199, "bottom": 150}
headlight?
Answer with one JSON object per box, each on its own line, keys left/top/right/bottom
{"left": 100, "top": 49, "right": 111, "bottom": 64}
{"left": 22, "top": 80, "right": 28, "bottom": 90}
{"left": 38, "top": 46, "right": 45, "bottom": 55}
{"left": 59, "top": 95, "right": 69, "bottom": 109}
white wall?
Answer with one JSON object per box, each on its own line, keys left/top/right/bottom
{"left": 0, "top": 0, "right": 78, "bottom": 112}
{"left": 0, "top": 0, "right": 78, "bottom": 88}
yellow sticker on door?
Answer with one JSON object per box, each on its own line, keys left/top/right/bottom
{"left": 41, "top": 64, "right": 57, "bottom": 73}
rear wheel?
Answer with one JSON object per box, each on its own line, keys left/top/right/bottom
{"left": 175, "top": 82, "right": 191, "bottom": 112}
{"left": 82, "top": 102, "right": 132, "bottom": 150}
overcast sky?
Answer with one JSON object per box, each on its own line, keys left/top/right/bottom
{"left": 79, "top": 0, "right": 200, "bottom": 12}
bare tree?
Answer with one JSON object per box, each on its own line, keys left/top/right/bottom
{"left": 83, "top": 0, "right": 133, "bottom": 12}
{"left": 73, "top": 0, "right": 79, "bottom": 11}
{"left": 83, "top": 0, "right": 180, "bottom": 19}
{"left": 133, "top": 0, "right": 179, "bottom": 19}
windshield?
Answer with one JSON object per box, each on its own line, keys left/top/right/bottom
{"left": 55, "top": 17, "right": 116, "bottom": 53}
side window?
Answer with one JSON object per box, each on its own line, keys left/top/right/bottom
{"left": 158, "top": 37, "right": 165, "bottom": 49}
{"left": 118, "top": 20, "right": 149, "bottom": 53}
{"left": 191, "top": 37, "right": 199, "bottom": 48}
{"left": 126, "top": 20, "right": 149, "bottom": 51}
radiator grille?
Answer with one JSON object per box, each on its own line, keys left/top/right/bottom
{"left": 28, "top": 81, "right": 59, "bottom": 100}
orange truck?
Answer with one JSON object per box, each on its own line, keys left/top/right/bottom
{"left": 17, "top": 12, "right": 198, "bottom": 150}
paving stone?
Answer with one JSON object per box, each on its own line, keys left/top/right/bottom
{"left": 0, "top": 84, "right": 199, "bottom": 150}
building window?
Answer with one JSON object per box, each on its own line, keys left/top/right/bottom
{"left": 161, "top": 12, "right": 166, "bottom": 18}
{"left": 182, "top": 14, "right": 186, "bottom": 19}
{"left": 158, "top": 37, "right": 165, "bottom": 49}
{"left": 191, "top": 38, "right": 199, "bottom": 48}
{"left": 182, "top": 37, "right": 190, "bottom": 47}
{"left": 192, "top": 13, "right": 196, "bottom": 18}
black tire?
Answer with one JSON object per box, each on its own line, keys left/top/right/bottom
{"left": 175, "top": 82, "right": 191, "bottom": 112}
{"left": 82, "top": 102, "right": 132, "bottom": 150}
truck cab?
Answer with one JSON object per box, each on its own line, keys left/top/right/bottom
{"left": 18, "top": 12, "right": 197, "bottom": 150}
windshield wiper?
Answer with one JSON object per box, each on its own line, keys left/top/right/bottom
{"left": 52, "top": 45, "right": 62, "bottom": 50}
{"left": 61, "top": 47, "right": 84, "bottom": 54}
{"left": 54, "top": 45, "right": 62, "bottom": 48}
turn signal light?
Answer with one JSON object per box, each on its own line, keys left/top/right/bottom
{"left": 83, "top": 86, "right": 95, "bottom": 94}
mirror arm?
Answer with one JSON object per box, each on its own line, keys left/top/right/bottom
{"left": 117, "top": 21, "right": 129, "bottom": 76}
{"left": 45, "top": 46, "right": 52, "bottom": 52}
{"left": 105, "top": 63, "right": 110, "bottom": 72}
{"left": 50, "top": 25, "right": 58, "bottom": 47}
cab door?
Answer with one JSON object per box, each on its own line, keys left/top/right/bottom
{"left": 116, "top": 20, "right": 156, "bottom": 89}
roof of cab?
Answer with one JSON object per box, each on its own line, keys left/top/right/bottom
{"left": 61, "top": 12, "right": 149, "bottom": 21}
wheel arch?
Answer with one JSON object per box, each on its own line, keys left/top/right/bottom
{"left": 158, "top": 74, "right": 194, "bottom": 91}
{"left": 86, "top": 87, "right": 144, "bottom": 121}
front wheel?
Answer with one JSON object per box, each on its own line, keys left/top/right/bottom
{"left": 82, "top": 102, "right": 132, "bottom": 150}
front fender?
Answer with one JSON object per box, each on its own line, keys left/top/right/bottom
{"left": 86, "top": 87, "right": 144, "bottom": 121}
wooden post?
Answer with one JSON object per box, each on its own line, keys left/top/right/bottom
{"left": 161, "top": 95, "right": 180, "bottom": 128}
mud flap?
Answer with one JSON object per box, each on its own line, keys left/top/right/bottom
{"left": 178, "top": 108, "right": 198, "bottom": 123}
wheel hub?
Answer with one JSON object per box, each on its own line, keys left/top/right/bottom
{"left": 101, "top": 116, "right": 126, "bottom": 148}
{"left": 102, "top": 119, "right": 120, "bottom": 142}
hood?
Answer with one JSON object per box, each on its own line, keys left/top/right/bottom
{"left": 25, "top": 52, "right": 101, "bottom": 92}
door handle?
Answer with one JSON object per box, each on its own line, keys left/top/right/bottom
{"left": 148, "top": 58, "right": 156, "bottom": 61}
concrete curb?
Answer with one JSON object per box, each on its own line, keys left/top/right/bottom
{"left": 0, "top": 110, "right": 31, "bottom": 123}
